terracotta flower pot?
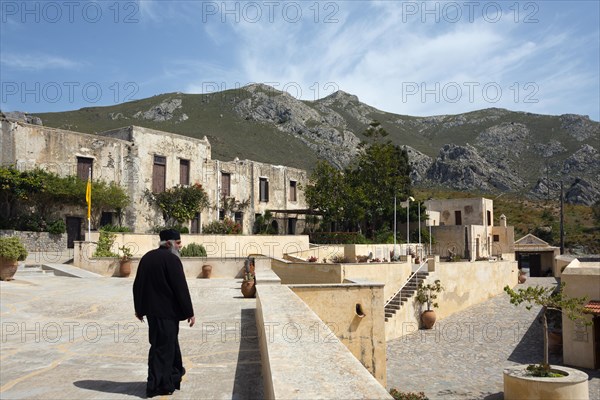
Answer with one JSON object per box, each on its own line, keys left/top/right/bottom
{"left": 518, "top": 271, "right": 527, "bottom": 284}
{"left": 119, "top": 260, "right": 132, "bottom": 278}
{"left": 421, "top": 310, "right": 437, "bottom": 329}
{"left": 241, "top": 279, "right": 256, "bottom": 298}
{"left": 201, "top": 264, "right": 212, "bottom": 279}
{"left": 0, "top": 257, "right": 19, "bottom": 281}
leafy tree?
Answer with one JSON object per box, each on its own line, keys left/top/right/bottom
{"left": 303, "top": 161, "right": 352, "bottom": 230}
{"left": 504, "top": 283, "right": 590, "bottom": 369}
{"left": 304, "top": 122, "right": 413, "bottom": 238}
{"left": 253, "top": 211, "right": 278, "bottom": 234}
{"left": 0, "top": 166, "right": 130, "bottom": 231}
{"left": 147, "top": 183, "right": 210, "bottom": 226}
{"left": 90, "top": 181, "right": 130, "bottom": 228}
{"left": 348, "top": 142, "right": 412, "bottom": 236}
{"left": 217, "top": 195, "right": 250, "bottom": 219}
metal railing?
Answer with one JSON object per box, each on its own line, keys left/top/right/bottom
{"left": 384, "top": 258, "right": 429, "bottom": 309}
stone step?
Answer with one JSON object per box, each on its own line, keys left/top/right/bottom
{"left": 17, "top": 265, "right": 49, "bottom": 275}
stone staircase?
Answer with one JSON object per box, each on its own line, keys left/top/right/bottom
{"left": 384, "top": 271, "right": 429, "bottom": 322}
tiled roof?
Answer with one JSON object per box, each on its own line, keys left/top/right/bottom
{"left": 584, "top": 300, "right": 600, "bottom": 315}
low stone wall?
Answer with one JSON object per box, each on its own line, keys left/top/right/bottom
{"left": 290, "top": 283, "right": 387, "bottom": 386}
{"left": 83, "top": 233, "right": 309, "bottom": 259}
{"left": 75, "top": 256, "right": 271, "bottom": 278}
{"left": 0, "top": 230, "right": 67, "bottom": 252}
{"left": 272, "top": 258, "right": 410, "bottom": 301}
{"left": 256, "top": 284, "right": 391, "bottom": 399}
{"left": 386, "top": 257, "right": 518, "bottom": 341}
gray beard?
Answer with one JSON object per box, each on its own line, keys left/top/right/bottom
{"left": 167, "top": 240, "right": 181, "bottom": 258}
{"left": 160, "top": 240, "right": 181, "bottom": 258}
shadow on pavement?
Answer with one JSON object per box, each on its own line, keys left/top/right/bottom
{"left": 507, "top": 308, "right": 562, "bottom": 365}
{"left": 232, "top": 308, "right": 264, "bottom": 399}
{"left": 482, "top": 392, "right": 503, "bottom": 400}
{"left": 73, "top": 380, "right": 146, "bottom": 398}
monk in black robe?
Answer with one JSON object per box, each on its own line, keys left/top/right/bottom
{"left": 133, "top": 229, "right": 195, "bottom": 398}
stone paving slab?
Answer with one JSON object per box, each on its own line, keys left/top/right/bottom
{"left": 41, "top": 263, "right": 104, "bottom": 278}
{"left": 386, "top": 277, "right": 600, "bottom": 399}
{"left": 0, "top": 276, "right": 263, "bottom": 399}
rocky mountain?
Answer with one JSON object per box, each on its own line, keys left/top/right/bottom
{"left": 19, "top": 84, "right": 600, "bottom": 205}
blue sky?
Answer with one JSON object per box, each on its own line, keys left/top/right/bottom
{"left": 1, "top": 1, "right": 599, "bottom": 120}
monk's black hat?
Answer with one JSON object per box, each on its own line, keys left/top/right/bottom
{"left": 159, "top": 229, "right": 181, "bottom": 241}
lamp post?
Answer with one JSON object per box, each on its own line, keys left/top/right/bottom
{"left": 407, "top": 196, "right": 415, "bottom": 256}
{"left": 393, "top": 196, "right": 397, "bottom": 260}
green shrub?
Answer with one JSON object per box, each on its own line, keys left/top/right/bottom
{"left": 180, "top": 243, "right": 207, "bottom": 257}
{"left": 47, "top": 219, "right": 66, "bottom": 235}
{"left": 152, "top": 225, "right": 189, "bottom": 234}
{"left": 202, "top": 218, "right": 241, "bottom": 235}
{"left": 100, "top": 224, "right": 132, "bottom": 232}
{"left": 93, "top": 230, "right": 118, "bottom": 257}
{"left": 0, "top": 236, "right": 28, "bottom": 261}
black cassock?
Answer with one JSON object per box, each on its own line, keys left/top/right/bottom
{"left": 133, "top": 247, "right": 194, "bottom": 397}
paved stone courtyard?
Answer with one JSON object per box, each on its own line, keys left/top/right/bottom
{"left": 1, "top": 273, "right": 598, "bottom": 399}
{"left": 0, "top": 276, "right": 262, "bottom": 399}
{"left": 386, "top": 277, "right": 600, "bottom": 399}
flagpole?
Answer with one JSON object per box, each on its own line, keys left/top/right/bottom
{"left": 87, "top": 168, "right": 91, "bottom": 240}
{"left": 393, "top": 196, "right": 397, "bottom": 260}
{"left": 418, "top": 201, "right": 421, "bottom": 260}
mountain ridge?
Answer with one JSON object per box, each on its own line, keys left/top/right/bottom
{"left": 6, "top": 84, "right": 599, "bottom": 205}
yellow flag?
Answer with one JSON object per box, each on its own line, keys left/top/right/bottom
{"left": 85, "top": 177, "right": 91, "bottom": 219}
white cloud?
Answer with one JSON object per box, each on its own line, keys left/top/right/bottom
{"left": 0, "top": 53, "right": 82, "bottom": 71}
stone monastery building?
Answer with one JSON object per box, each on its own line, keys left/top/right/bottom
{"left": 1, "top": 117, "right": 309, "bottom": 239}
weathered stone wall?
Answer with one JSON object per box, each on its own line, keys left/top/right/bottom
{"left": 208, "top": 158, "right": 309, "bottom": 234}
{"left": 290, "top": 283, "right": 387, "bottom": 386}
{"left": 385, "top": 257, "right": 517, "bottom": 341}
{"left": 562, "top": 260, "right": 600, "bottom": 369}
{"left": 2, "top": 120, "right": 311, "bottom": 235}
{"left": 0, "top": 230, "right": 67, "bottom": 252}
{"left": 425, "top": 197, "right": 493, "bottom": 226}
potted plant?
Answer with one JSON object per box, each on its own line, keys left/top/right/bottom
{"left": 415, "top": 280, "right": 444, "bottom": 329}
{"left": 117, "top": 245, "right": 133, "bottom": 278}
{"left": 518, "top": 269, "right": 527, "bottom": 284}
{"left": 241, "top": 257, "right": 256, "bottom": 298}
{"left": 0, "top": 236, "right": 28, "bottom": 281}
{"left": 503, "top": 283, "right": 591, "bottom": 399}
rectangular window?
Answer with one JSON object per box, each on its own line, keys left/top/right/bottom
{"left": 259, "top": 178, "right": 269, "bottom": 202}
{"left": 99, "top": 212, "right": 114, "bottom": 227}
{"left": 455, "top": 210, "right": 462, "bottom": 225}
{"left": 487, "top": 210, "right": 492, "bottom": 226}
{"left": 235, "top": 212, "right": 243, "bottom": 231}
{"left": 221, "top": 172, "right": 231, "bottom": 197}
{"left": 152, "top": 155, "right": 166, "bottom": 193}
{"left": 180, "top": 159, "right": 190, "bottom": 186}
{"left": 289, "top": 180, "right": 297, "bottom": 202}
{"left": 287, "top": 218, "right": 297, "bottom": 235}
{"left": 77, "top": 157, "right": 93, "bottom": 180}
{"left": 219, "top": 209, "right": 225, "bottom": 220}
{"left": 493, "top": 234, "right": 500, "bottom": 242}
